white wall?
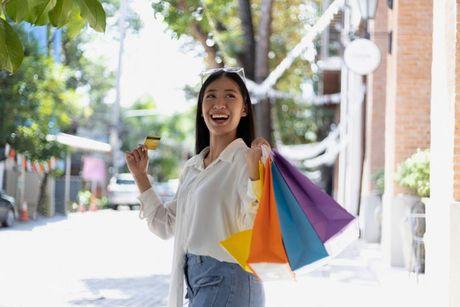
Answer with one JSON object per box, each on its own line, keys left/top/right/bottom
{"left": 426, "top": 1, "right": 460, "bottom": 307}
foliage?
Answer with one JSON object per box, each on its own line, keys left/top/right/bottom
{"left": 8, "top": 125, "right": 67, "bottom": 160}
{"left": 395, "top": 149, "right": 430, "bottom": 198}
{"left": 120, "top": 96, "right": 195, "bottom": 181}
{"left": 48, "top": 167, "right": 64, "bottom": 177}
{"left": 101, "top": 0, "right": 142, "bottom": 34}
{"left": 98, "top": 195, "right": 108, "bottom": 209}
{"left": 0, "top": 0, "right": 107, "bottom": 72}
{"left": 151, "top": 0, "right": 330, "bottom": 145}
{"left": 77, "top": 189, "right": 92, "bottom": 205}
{"left": 275, "top": 98, "right": 336, "bottom": 144}
{"left": 0, "top": 30, "right": 83, "bottom": 162}
{"left": 371, "top": 169, "right": 384, "bottom": 195}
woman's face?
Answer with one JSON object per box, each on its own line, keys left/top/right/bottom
{"left": 201, "top": 76, "right": 247, "bottom": 137}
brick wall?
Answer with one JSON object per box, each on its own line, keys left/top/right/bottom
{"left": 387, "top": 0, "right": 432, "bottom": 195}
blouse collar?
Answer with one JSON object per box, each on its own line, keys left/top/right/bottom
{"left": 189, "top": 138, "right": 247, "bottom": 170}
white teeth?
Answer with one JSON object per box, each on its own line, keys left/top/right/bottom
{"left": 211, "top": 114, "right": 229, "bottom": 119}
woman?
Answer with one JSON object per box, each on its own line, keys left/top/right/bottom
{"left": 125, "top": 68, "right": 269, "bottom": 307}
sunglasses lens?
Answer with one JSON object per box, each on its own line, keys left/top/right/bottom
{"left": 201, "top": 67, "right": 246, "bottom": 84}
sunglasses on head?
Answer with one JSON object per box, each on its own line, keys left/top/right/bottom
{"left": 200, "top": 67, "right": 246, "bottom": 85}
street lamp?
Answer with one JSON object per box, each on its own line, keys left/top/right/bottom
{"left": 357, "top": 0, "right": 379, "bottom": 20}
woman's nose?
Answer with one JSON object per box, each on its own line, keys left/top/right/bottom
{"left": 212, "top": 98, "right": 226, "bottom": 109}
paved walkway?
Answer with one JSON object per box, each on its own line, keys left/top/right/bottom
{"left": 0, "top": 210, "right": 428, "bottom": 307}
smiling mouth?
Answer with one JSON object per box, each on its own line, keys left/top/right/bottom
{"left": 210, "top": 114, "right": 230, "bottom": 125}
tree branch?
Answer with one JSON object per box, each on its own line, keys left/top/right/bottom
{"left": 176, "top": 0, "right": 222, "bottom": 68}
{"left": 190, "top": 22, "right": 223, "bottom": 68}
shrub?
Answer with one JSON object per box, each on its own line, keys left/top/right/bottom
{"left": 371, "top": 169, "right": 384, "bottom": 195}
{"left": 395, "top": 149, "right": 430, "bottom": 197}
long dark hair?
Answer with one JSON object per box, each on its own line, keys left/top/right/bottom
{"left": 195, "top": 70, "right": 255, "bottom": 154}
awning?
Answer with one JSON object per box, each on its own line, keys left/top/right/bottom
{"left": 46, "top": 133, "right": 111, "bottom": 153}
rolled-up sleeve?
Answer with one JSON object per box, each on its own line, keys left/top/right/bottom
{"left": 137, "top": 187, "right": 177, "bottom": 240}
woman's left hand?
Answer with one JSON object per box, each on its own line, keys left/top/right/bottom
{"left": 246, "top": 137, "right": 271, "bottom": 180}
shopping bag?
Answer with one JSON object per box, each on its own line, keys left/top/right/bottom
{"left": 246, "top": 158, "right": 293, "bottom": 280}
{"left": 271, "top": 163, "right": 329, "bottom": 270}
{"left": 272, "top": 151, "right": 358, "bottom": 256}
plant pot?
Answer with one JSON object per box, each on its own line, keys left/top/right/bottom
{"left": 360, "top": 190, "right": 382, "bottom": 243}
{"left": 411, "top": 197, "right": 427, "bottom": 273}
{"left": 400, "top": 196, "right": 426, "bottom": 273}
{"left": 392, "top": 194, "right": 420, "bottom": 267}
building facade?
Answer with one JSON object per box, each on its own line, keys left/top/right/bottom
{"left": 358, "top": 0, "right": 460, "bottom": 306}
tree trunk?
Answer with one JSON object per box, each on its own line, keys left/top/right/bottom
{"left": 255, "top": 0, "right": 273, "bottom": 83}
{"left": 37, "top": 173, "right": 49, "bottom": 217}
{"left": 237, "top": 0, "right": 256, "bottom": 80}
{"left": 254, "top": 0, "right": 274, "bottom": 144}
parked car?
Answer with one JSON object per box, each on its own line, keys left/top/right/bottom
{"left": 0, "top": 190, "right": 16, "bottom": 227}
{"left": 107, "top": 173, "right": 144, "bottom": 210}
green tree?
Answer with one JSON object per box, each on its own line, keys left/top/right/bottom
{"left": 0, "top": 28, "right": 83, "bottom": 216}
{"left": 0, "top": 31, "right": 82, "bottom": 146}
{"left": 150, "top": 0, "right": 332, "bottom": 145}
{"left": 0, "top": 0, "right": 107, "bottom": 73}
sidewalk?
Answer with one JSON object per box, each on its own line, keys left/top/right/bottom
{"left": 264, "top": 240, "right": 429, "bottom": 307}
{"left": 0, "top": 212, "right": 429, "bottom": 307}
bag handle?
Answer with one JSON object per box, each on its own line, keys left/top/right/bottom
{"left": 261, "top": 144, "right": 271, "bottom": 164}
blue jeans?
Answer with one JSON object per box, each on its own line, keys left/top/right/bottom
{"left": 184, "top": 253, "right": 265, "bottom": 307}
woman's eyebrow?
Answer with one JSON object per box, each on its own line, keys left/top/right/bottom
{"left": 205, "top": 89, "right": 238, "bottom": 93}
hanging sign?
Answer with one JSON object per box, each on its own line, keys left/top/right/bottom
{"left": 344, "top": 38, "right": 381, "bottom": 75}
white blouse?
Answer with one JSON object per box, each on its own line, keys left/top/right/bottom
{"left": 137, "top": 138, "right": 260, "bottom": 307}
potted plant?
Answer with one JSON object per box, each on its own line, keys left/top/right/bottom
{"left": 371, "top": 169, "right": 385, "bottom": 197}
{"left": 395, "top": 149, "right": 430, "bottom": 201}
{"left": 77, "top": 190, "right": 92, "bottom": 212}
{"left": 395, "top": 148, "right": 430, "bottom": 274}
{"left": 361, "top": 169, "right": 384, "bottom": 243}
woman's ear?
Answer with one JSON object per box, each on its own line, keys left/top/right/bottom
{"left": 242, "top": 106, "right": 247, "bottom": 117}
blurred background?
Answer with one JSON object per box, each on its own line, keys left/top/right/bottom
{"left": 0, "top": 0, "right": 458, "bottom": 306}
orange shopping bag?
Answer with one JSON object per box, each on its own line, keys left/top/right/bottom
{"left": 247, "top": 158, "right": 293, "bottom": 280}
{"left": 220, "top": 160, "right": 265, "bottom": 273}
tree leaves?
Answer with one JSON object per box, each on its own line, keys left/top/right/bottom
{"left": 49, "top": 0, "right": 74, "bottom": 27}
{"left": 4, "top": 0, "right": 32, "bottom": 23}
{"left": 6, "top": 0, "right": 57, "bottom": 25}
{"left": 0, "top": 0, "right": 107, "bottom": 73}
{"left": 75, "top": 0, "right": 106, "bottom": 32}
{"left": 65, "top": 11, "right": 86, "bottom": 39}
{"left": 0, "top": 18, "right": 24, "bottom": 73}
{"left": 28, "top": 0, "right": 57, "bottom": 25}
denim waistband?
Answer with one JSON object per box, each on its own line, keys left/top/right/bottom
{"left": 185, "top": 253, "right": 204, "bottom": 264}
{"left": 185, "top": 253, "right": 238, "bottom": 267}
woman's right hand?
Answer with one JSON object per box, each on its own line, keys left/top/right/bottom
{"left": 125, "top": 144, "right": 149, "bottom": 177}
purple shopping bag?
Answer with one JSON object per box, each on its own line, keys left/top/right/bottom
{"left": 272, "top": 151, "right": 358, "bottom": 256}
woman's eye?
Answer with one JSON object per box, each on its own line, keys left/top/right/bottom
{"left": 225, "top": 94, "right": 236, "bottom": 99}
{"left": 205, "top": 94, "right": 216, "bottom": 99}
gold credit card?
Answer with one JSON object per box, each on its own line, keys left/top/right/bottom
{"left": 144, "top": 136, "right": 161, "bottom": 150}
